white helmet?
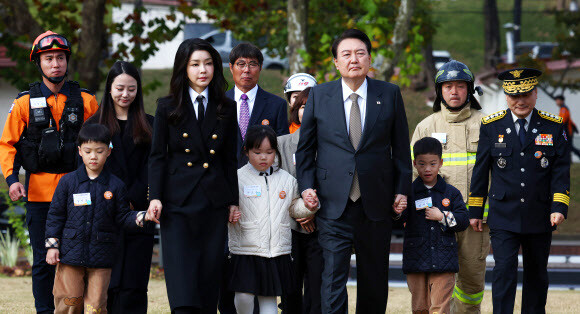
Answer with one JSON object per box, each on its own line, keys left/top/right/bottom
{"left": 284, "top": 73, "right": 317, "bottom": 101}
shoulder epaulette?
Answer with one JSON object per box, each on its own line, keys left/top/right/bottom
{"left": 16, "top": 91, "right": 30, "bottom": 99}
{"left": 538, "top": 110, "right": 562, "bottom": 123}
{"left": 481, "top": 110, "right": 506, "bottom": 124}
{"left": 80, "top": 88, "right": 95, "bottom": 96}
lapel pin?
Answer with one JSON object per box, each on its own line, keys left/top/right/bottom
{"left": 532, "top": 128, "right": 537, "bottom": 133}
{"left": 506, "top": 128, "right": 511, "bottom": 134}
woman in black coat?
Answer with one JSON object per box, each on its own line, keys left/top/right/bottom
{"left": 146, "top": 38, "right": 239, "bottom": 313}
{"left": 85, "top": 60, "right": 154, "bottom": 313}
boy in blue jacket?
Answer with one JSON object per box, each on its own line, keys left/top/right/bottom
{"left": 402, "top": 136, "right": 469, "bottom": 313}
{"left": 44, "top": 124, "right": 155, "bottom": 313}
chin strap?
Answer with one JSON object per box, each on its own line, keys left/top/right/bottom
{"left": 36, "top": 62, "right": 68, "bottom": 84}
{"left": 442, "top": 94, "right": 470, "bottom": 112}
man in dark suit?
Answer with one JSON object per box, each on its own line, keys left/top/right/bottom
{"left": 225, "top": 42, "right": 289, "bottom": 167}
{"left": 296, "top": 29, "right": 412, "bottom": 313}
{"left": 469, "top": 68, "right": 570, "bottom": 313}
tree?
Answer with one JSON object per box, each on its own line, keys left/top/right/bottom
{"left": 201, "top": 0, "right": 427, "bottom": 85}
{"left": 287, "top": 0, "right": 308, "bottom": 73}
{"left": 0, "top": 0, "right": 194, "bottom": 92}
{"left": 483, "top": 0, "right": 500, "bottom": 69}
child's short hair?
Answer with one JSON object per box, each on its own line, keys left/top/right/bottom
{"left": 243, "top": 125, "right": 279, "bottom": 153}
{"left": 413, "top": 137, "right": 442, "bottom": 159}
{"left": 77, "top": 124, "right": 112, "bottom": 146}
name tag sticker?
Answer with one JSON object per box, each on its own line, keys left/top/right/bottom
{"left": 432, "top": 133, "right": 447, "bottom": 144}
{"left": 30, "top": 97, "right": 48, "bottom": 109}
{"left": 244, "top": 185, "right": 262, "bottom": 198}
{"left": 73, "top": 193, "right": 92, "bottom": 206}
{"left": 415, "top": 197, "right": 433, "bottom": 210}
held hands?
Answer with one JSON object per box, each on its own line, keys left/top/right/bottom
{"left": 46, "top": 248, "right": 60, "bottom": 265}
{"left": 302, "top": 188, "right": 319, "bottom": 211}
{"left": 392, "top": 194, "right": 407, "bottom": 215}
{"left": 470, "top": 219, "right": 483, "bottom": 232}
{"left": 8, "top": 182, "right": 26, "bottom": 201}
{"left": 229, "top": 205, "right": 241, "bottom": 224}
{"left": 146, "top": 199, "right": 163, "bottom": 224}
{"left": 551, "top": 213, "right": 565, "bottom": 226}
{"left": 425, "top": 206, "right": 444, "bottom": 221}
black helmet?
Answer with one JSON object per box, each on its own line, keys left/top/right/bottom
{"left": 433, "top": 60, "right": 481, "bottom": 112}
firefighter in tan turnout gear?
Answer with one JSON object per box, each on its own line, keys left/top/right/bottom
{"left": 411, "top": 60, "right": 489, "bottom": 312}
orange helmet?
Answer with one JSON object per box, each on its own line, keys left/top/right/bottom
{"left": 30, "top": 31, "right": 71, "bottom": 62}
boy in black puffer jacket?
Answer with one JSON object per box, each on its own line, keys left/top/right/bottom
{"left": 44, "top": 124, "right": 155, "bottom": 313}
{"left": 402, "top": 137, "right": 469, "bottom": 313}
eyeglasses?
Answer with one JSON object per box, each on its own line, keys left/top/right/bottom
{"left": 37, "top": 35, "right": 70, "bottom": 50}
{"left": 235, "top": 61, "right": 260, "bottom": 70}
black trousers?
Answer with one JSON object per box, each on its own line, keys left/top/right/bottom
{"left": 26, "top": 201, "right": 55, "bottom": 314}
{"left": 161, "top": 186, "right": 228, "bottom": 312}
{"left": 490, "top": 229, "right": 552, "bottom": 314}
{"left": 317, "top": 199, "right": 392, "bottom": 314}
{"left": 281, "top": 229, "right": 323, "bottom": 314}
{"left": 107, "top": 231, "right": 155, "bottom": 314}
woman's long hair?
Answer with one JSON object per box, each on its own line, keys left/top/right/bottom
{"left": 167, "top": 38, "right": 229, "bottom": 124}
{"left": 289, "top": 87, "right": 312, "bottom": 125}
{"left": 92, "top": 60, "right": 152, "bottom": 144}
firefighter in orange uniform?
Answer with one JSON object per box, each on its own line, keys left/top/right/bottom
{"left": 0, "top": 31, "right": 98, "bottom": 313}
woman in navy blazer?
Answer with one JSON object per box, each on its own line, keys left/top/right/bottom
{"left": 147, "top": 38, "right": 239, "bottom": 313}
{"left": 85, "top": 60, "right": 154, "bottom": 313}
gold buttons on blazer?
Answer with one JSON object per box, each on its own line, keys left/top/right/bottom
{"left": 185, "top": 148, "right": 191, "bottom": 153}
{"left": 187, "top": 162, "right": 193, "bottom": 167}
{"left": 210, "top": 149, "right": 215, "bottom": 155}
{"left": 203, "top": 163, "right": 209, "bottom": 168}
{"left": 183, "top": 133, "right": 189, "bottom": 138}
{"left": 212, "top": 134, "right": 218, "bottom": 139}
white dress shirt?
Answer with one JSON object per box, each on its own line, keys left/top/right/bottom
{"left": 234, "top": 85, "right": 259, "bottom": 123}
{"left": 188, "top": 87, "right": 209, "bottom": 120}
{"left": 342, "top": 78, "right": 368, "bottom": 133}
{"left": 510, "top": 111, "right": 532, "bottom": 135}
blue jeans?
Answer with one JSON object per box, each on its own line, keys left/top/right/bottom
{"left": 26, "top": 201, "right": 55, "bottom": 313}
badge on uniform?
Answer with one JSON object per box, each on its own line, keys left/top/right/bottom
{"left": 442, "top": 198, "right": 450, "bottom": 207}
{"left": 30, "top": 97, "right": 47, "bottom": 109}
{"left": 261, "top": 119, "right": 270, "bottom": 126}
{"left": 431, "top": 133, "right": 447, "bottom": 144}
{"left": 506, "top": 128, "right": 511, "bottom": 134}
{"left": 497, "top": 157, "right": 507, "bottom": 168}
{"left": 563, "top": 130, "right": 568, "bottom": 141}
{"left": 68, "top": 113, "right": 77, "bottom": 123}
{"left": 244, "top": 185, "right": 261, "bottom": 197}
{"left": 541, "top": 157, "right": 549, "bottom": 168}
{"left": 535, "top": 134, "right": 553, "bottom": 146}
{"left": 415, "top": 197, "right": 432, "bottom": 210}
{"left": 498, "top": 135, "right": 504, "bottom": 143}
{"left": 534, "top": 151, "right": 542, "bottom": 159}
{"left": 532, "top": 128, "right": 538, "bottom": 134}
{"left": 104, "top": 191, "right": 113, "bottom": 200}
{"left": 73, "top": 192, "right": 91, "bottom": 206}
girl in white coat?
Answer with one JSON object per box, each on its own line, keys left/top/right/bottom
{"left": 228, "top": 125, "right": 318, "bottom": 314}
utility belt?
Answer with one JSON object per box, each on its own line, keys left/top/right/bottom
{"left": 17, "top": 81, "right": 84, "bottom": 174}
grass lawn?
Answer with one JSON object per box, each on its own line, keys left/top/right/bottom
{"left": 1, "top": 276, "right": 579, "bottom": 313}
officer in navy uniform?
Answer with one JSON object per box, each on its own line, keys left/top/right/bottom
{"left": 468, "top": 68, "right": 570, "bottom": 313}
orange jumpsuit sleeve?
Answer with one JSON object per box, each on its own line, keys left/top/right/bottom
{"left": 82, "top": 92, "right": 99, "bottom": 120}
{"left": 0, "top": 96, "right": 29, "bottom": 186}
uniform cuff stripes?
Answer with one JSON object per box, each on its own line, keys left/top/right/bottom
{"left": 45, "top": 238, "right": 59, "bottom": 249}
{"left": 553, "top": 193, "right": 570, "bottom": 206}
{"left": 468, "top": 196, "right": 484, "bottom": 207}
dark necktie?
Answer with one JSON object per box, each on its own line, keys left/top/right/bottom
{"left": 196, "top": 95, "right": 205, "bottom": 125}
{"left": 517, "top": 118, "right": 526, "bottom": 146}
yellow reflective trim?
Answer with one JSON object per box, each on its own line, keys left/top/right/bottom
{"left": 453, "top": 285, "right": 484, "bottom": 305}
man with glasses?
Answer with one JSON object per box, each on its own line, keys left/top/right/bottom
{"left": 0, "top": 30, "right": 99, "bottom": 313}
{"left": 225, "top": 42, "right": 289, "bottom": 167}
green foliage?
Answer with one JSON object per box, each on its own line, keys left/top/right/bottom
{"left": 0, "top": 0, "right": 196, "bottom": 93}
{"left": 0, "top": 231, "right": 19, "bottom": 268}
{"left": 199, "top": 0, "right": 430, "bottom": 85}
{"left": 0, "top": 191, "right": 28, "bottom": 251}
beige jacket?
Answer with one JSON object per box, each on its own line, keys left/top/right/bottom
{"left": 411, "top": 105, "right": 484, "bottom": 203}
